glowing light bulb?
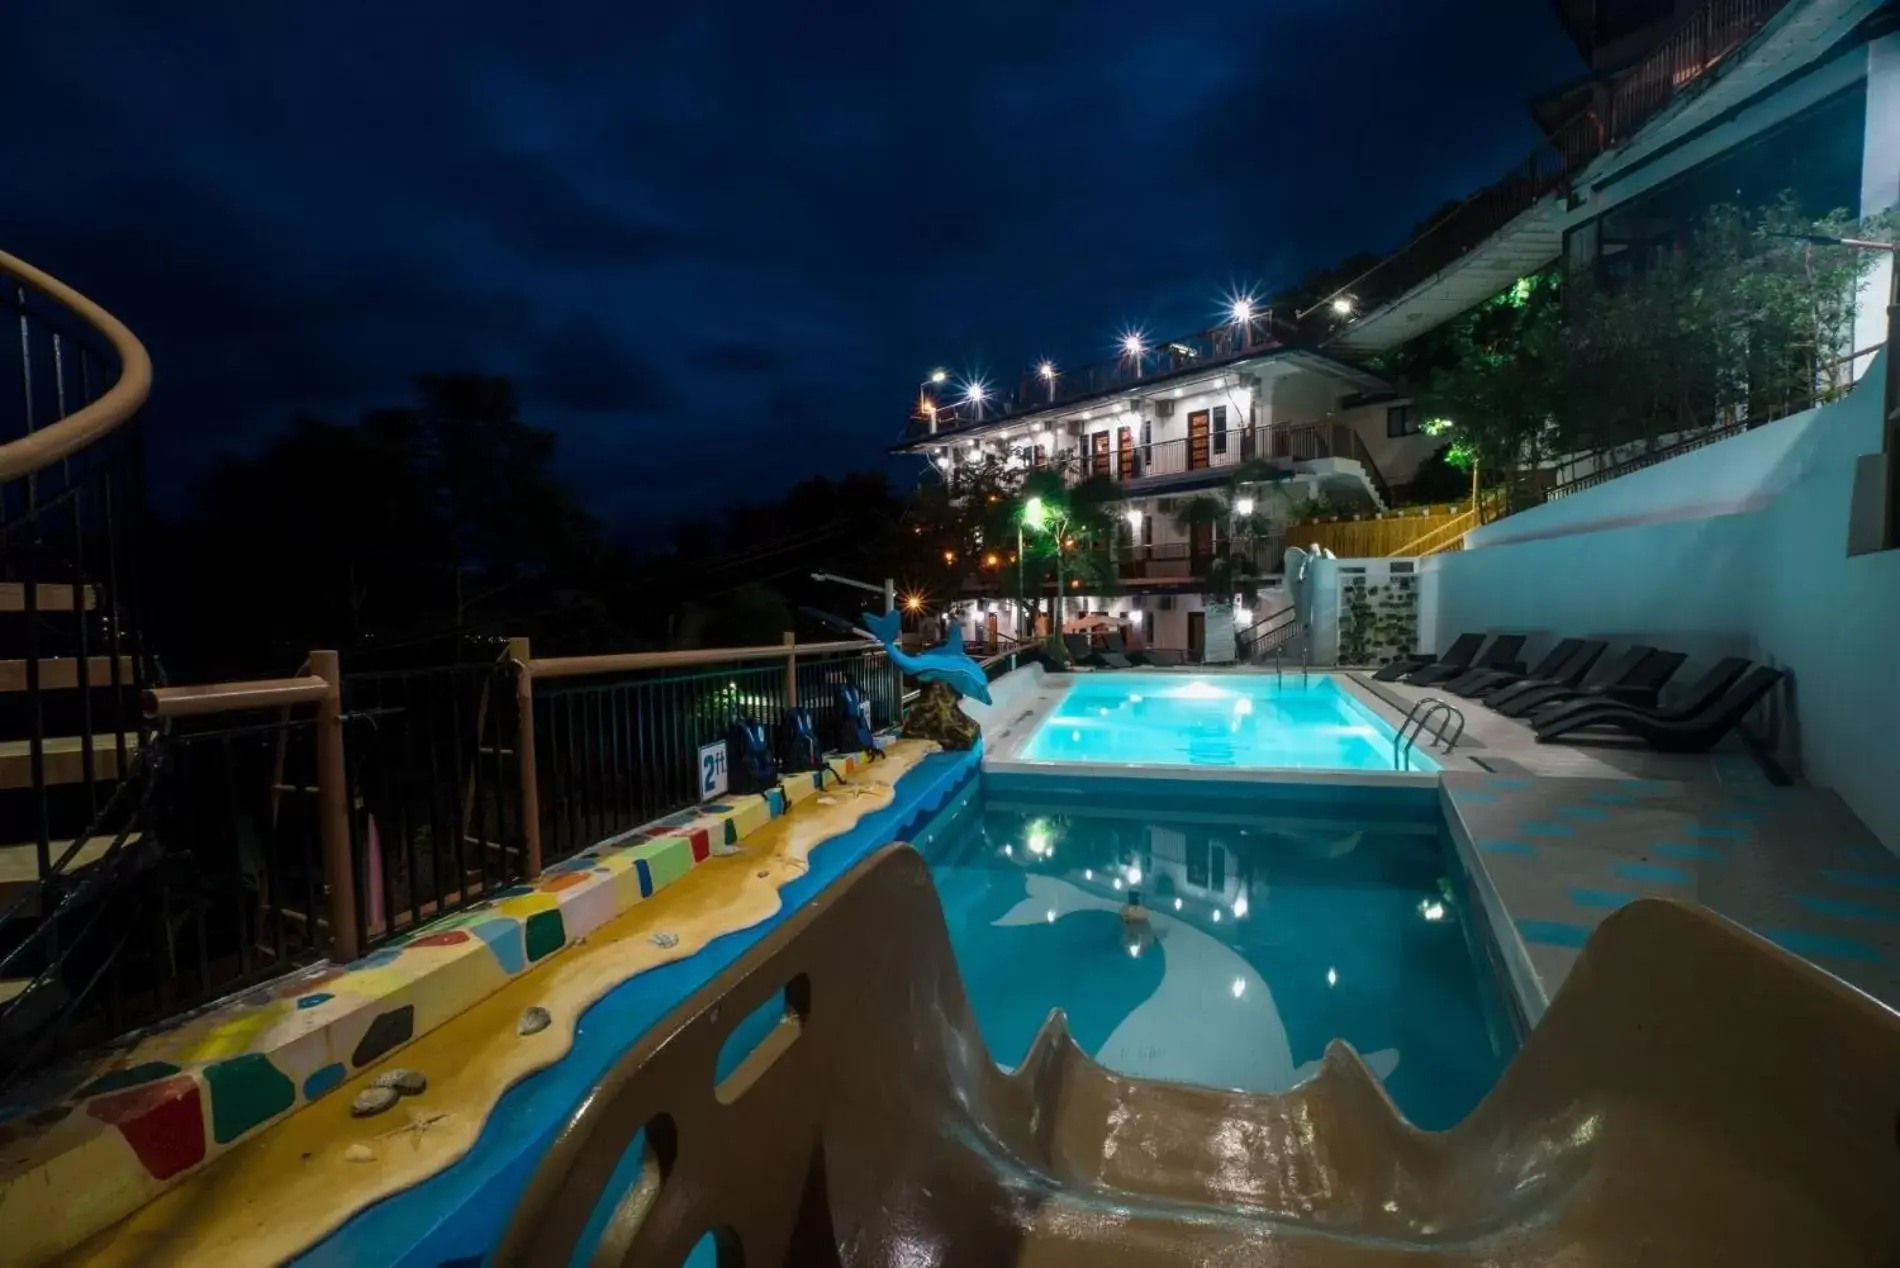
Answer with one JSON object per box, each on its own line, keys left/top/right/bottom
{"left": 1233, "top": 893, "right": 1249, "bottom": 919}
{"left": 1173, "top": 897, "right": 1183, "bottom": 911}
{"left": 1326, "top": 967, "right": 1338, "bottom": 987}
{"left": 1231, "top": 977, "right": 1246, "bottom": 999}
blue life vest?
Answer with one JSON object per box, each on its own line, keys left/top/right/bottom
{"left": 725, "top": 717, "right": 778, "bottom": 794}
{"left": 782, "top": 707, "right": 822, "bottom": 773}
{"left": 835, "top": 681, "right": 876, "bottom": 754}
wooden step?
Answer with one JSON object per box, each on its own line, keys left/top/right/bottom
{"left": 0, "top": 833, "right": 138, "bottom": 886}
{"left": 0, "top": 582, "right": 97, "bottom": 613}
{"left": 0, "top": 734, "right": 141, "bottom": 790}
{"left": 0, "top": 656, "right": 135, "bottom": 692}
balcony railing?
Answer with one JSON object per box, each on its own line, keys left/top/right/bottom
{"left": 1026, "top": 421, "right": 1391, "bottom": 505}
{"left": 1312, "top": 0, "right": 1792, "bottom": 324}
{"left": 911, "top": 311, "right": 1303, "bottom": 437}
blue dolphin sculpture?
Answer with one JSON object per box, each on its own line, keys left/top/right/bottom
{"left": 861, "top": 610, "right": 994, "bottom": 706}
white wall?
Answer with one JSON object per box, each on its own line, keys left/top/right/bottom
{"left": 1427, "top": 353, "right": 1900, "bottom": 846}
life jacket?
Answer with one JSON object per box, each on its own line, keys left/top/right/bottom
{"left": 725, "top": 716, "right": 779, "bottom": 794}
{"left": 782, "top": 707, "right": 822, "bottom": 773}
{"left": 834, "top": 681, "right": 877, "bottom": 755}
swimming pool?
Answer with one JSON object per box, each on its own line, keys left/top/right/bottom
{"left": 921, "top": 773, "right": 1516, "bottom": 1129}
{"left": 1017, "top": 672, "right": 1438, "bottom": 772}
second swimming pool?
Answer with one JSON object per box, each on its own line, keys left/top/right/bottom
{"left": 919, "top": 773, "right": 1517, "bottom": 1130}
{"left": 1017, "top": 672, "right": 1438, "bottom": 772}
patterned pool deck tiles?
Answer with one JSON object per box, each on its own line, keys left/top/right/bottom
{"left": 1442, "top": 772, "right": 1900, "bottom": 1018}
{"left": 0, "top": 750, "right": 886, "bottom": 1265}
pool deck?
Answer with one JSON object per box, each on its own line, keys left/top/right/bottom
{"left": 979, "top": 664, "right": 1900, "bottom": 1028}
{"left": 1346, "top": 672, "right": 1900, "bottom": 1022}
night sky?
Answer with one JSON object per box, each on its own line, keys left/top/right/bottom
{"left": 2, "top": 2, "right": 1582, "bottom": 538}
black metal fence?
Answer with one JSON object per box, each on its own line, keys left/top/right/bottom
{"left": 535, "top": 647, "right": 900, "bottom": 866}
{"left": 344, "top": 659, "right": 526, "bottom": 945}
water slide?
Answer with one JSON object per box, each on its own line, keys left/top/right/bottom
{"left": 499, "top": 844, "right": 1900, "bottom": 1266}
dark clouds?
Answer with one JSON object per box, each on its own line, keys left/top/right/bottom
{"left": 0, "top": 1, "right": 1581, "bottom": 534}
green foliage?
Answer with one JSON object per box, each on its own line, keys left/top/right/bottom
{"left": 1405, "top": 444, "right": 1475, "bottom": 503}
{"left": 1401, "top": 196, "right": 1895, "bottom": 483}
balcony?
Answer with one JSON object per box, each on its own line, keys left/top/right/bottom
{"left": 909, "top": 311, "right": 1305, "bottom": 439}
{"left": 1318, "top": 0, "right": 1797, "bottom": 354}
{"left": 1039, "top": 422, "right": 1392, "bottom": 509}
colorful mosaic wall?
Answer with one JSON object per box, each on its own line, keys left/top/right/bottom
{"left": 0, "top": 754, "right": 875, "bottom": 1264}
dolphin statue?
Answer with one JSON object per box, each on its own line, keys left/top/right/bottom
{"left": 862, "top": 609, "right": 994, "bottom": 706}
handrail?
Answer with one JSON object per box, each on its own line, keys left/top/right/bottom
{"left": 0, "top": 248, "right": 153, "bottom": 482}
{"left": 1389, "top": 507, "right": 1477, "bottom": 557}
{"left": 143, "top": 675, "right": 332, "bottom": 718}
{"left": 528, "top": 638, "right": 885, "bottom": 681}
{"left": 1393, "top": 697, "right": 1465, "bottom": 769}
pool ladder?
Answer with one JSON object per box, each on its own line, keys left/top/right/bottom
{"left": 1272, "top": 623, "right": 1312, "bottom": 686}
{"left": 1394, "top": 697, "right": 1465, "bottom": 770}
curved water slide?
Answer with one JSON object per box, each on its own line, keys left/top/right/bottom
{"left": 502, "top": 844, "right": 1900, "bottom": 1266}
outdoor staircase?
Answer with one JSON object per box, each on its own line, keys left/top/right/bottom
{"left": 0, "top": 247, "right": 157, "bottom": 1080}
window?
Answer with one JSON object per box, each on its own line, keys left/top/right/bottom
{"left": 1386, "top": 403, "right": 1418, "bottom": 438}
{"left": 1212, "top": 405, "right": 1228, "bottom": 455}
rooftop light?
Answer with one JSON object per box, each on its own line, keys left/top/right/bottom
{"left": 1330, "top": 296, "right": 1354, "bottom": 316}
{"left": 1120, "top": 331, "right": 1146, "bottom": 359}
{"left": 930, "top": 368, "right": 948, "bottom": 384}
{"left": 1230, "top": 296, "right": 1255, "bottom": 324}
{"left": 1037, "top": 360, "right": 1056, "bottom": 380}
{"left": 963, "top": 379, "right": 988, "bottom": 405}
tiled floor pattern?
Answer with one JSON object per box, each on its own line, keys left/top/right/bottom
{"left": 1443, "top": 772, "right": 1900, "bottom": 1012}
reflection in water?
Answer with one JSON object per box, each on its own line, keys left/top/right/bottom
{"left": 925, "top": 788, "right": 1516, "bottom": 1130}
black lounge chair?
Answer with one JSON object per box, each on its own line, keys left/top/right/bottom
{"left": 1483, "top": 643, "right": 1649, "bottom": 711}
{"left": 1063, "top": 633, "right": 1129, "bottom": 669}
{"left": 1373, "top": 632, "right": 1481, "bottom": 682}
{"left": 1410, "top": 634, "right": 1526, "bottom": 688}
{"left": 1492, "top": 647, "right": 1684, "bottom": 718}
{"left": 1535, "top": 665, "right": 1784, "bottom": 751}
{"left": 1102, "top": 630, "right": 1151, "bottom": 667}
{"left": 1446, "top": 638, "right": 1586, "bottom": 698}
{"left": 1531, "top": 656, "right": 1753, "bottom": 732}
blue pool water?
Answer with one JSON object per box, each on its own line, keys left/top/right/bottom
{"left": 922, "top": 775, "right": 1516, "bottom": 1129}
{"left": 1019, "top": 672, "right": 1437, "bottom": 772}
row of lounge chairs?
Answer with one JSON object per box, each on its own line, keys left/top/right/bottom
{"left": 1374, "top": 633, "right": 1782, "bottom": 753}
{"left": 1060, "top": 632, "right": 1185, "bottom": 670}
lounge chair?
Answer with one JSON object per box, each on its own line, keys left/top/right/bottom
{"left": 1372, "top": 632, "right": 1481, "bottom": 682}
{"left": 1102, "top": 630, "right": 1150, "bottom": 667}
{"left": 1062, "top": 633, "right": 1126, "bottom": 669}
{"left": 1497, "top": 650, "right": 1679, "bottom": 718}
{"left": 1535, "top": 665, "right": 1784, "bottom": 751}
{"left": 1531, "top": 656, "right": 1753, "bottom": 733}
{"left": 1483, "top": 644, "right": 1649, "bottom": 711}
{"left": 1446, "top": 638, "right": 1588, "bottom": 698}
{"left": 1409, "top": 634, "right": 1526, "bottom": 687}
{"left": 1491, "top": 647, "right": 1685, "bottom": 719}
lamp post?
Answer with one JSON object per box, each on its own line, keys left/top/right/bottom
{"left": 810, "top": 572, "right": 895, "bottom": 615}
{"left": 1023, "top": 495, "right": 1070, "bottom": 632}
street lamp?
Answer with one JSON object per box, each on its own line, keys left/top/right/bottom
{"left": 811, "top": 571, "right": 896, "bottom": 615}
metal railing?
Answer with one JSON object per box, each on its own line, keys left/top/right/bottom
{"left": 1543, "top": 342, "right": 1882, "bottom": 502}
{"left": 912, "top": 315, "right": 1302, "bottom": 436}
{"left": 1394, "top": 698, "right": 1466, "bottom": 770}
{"left": 517, "top": 637, "right": 901, "bottom": 868}
{"left": 1311, "top": 0, "right": 1792, "bottom": 325}
{"left": 1024, "top": 421, "right": 1391, "bottom": 508}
